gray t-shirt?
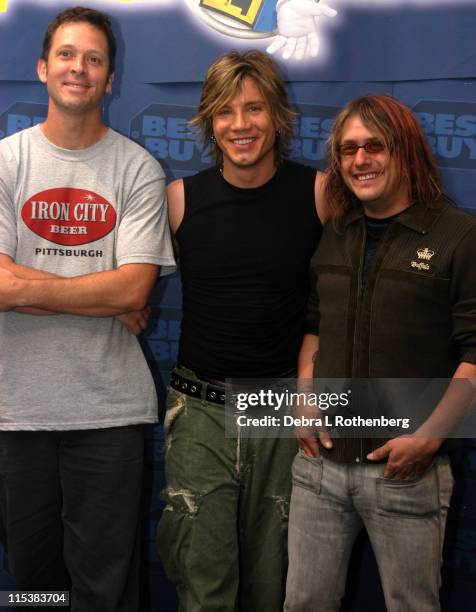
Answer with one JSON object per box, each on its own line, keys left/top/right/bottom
{"left": 0, "top": 125, "right": 175, "bottom": 430}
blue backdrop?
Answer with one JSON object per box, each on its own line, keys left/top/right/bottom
{"left": 0, "top": 1, "right": 475, "bottom": 610}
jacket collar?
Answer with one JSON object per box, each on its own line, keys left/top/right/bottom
{"left": 339, "top": 198, "right": 449, "bottom": 235}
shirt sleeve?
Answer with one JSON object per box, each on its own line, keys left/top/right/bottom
{"left": 0, "top": 143, "right": 18, "bottom": 259}
{"left": 115, "top": 152, "right": 176, "bottom": 276}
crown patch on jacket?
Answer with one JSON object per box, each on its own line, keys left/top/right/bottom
{"left": 417, "top": 247, "right": 435, "bottom": 261}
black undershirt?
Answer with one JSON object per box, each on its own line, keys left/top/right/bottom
{"left": 362, "top": 212, "right": 402, "bottom": 283}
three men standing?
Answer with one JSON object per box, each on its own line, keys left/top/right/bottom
{"left": 0, "top": 7, "right": 174, "bottom": 611}
{"left": 1, "top": 7, "right": 472, "bottom": 612}
{"left": 157, "top": 50, "right": 327, "bottom": 611}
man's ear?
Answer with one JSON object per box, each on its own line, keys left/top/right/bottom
{"left": 106, "top": 72, "right": 114, "bottom": 95}
{"left": 37, "top": 58, "right": 47, "bottom": 84}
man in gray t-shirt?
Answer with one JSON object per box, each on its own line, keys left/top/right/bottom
{"left": 0, "top": 8, "right": 174, "bottom": 611}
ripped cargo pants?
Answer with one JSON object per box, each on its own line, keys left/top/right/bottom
{"left": 157, "top": 366, "right": 297, "bottom": 612}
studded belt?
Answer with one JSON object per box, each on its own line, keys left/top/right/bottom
{"left": 170, "top": 370, "right": 226, "bottom": 405}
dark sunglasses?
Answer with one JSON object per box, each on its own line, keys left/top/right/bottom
{"left": 338, "top": 140, "right": 386, "bottom": 156}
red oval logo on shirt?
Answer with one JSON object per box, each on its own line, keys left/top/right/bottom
{"left": 21, "top": 187, "right": 117, "bottom": 246}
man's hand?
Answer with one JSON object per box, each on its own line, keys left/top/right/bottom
{"left": 297, "top": 423, "right": 332, "bottom": 457}
{"left": 267, "top": 0, "right": 337, "bottom": 61}
{"left": 116, "top": 306, "right": 151, "bottom": 335}
{"left": 367, "top": 436, "right": 443, "bottom": 480}
{"left": 295, "top": 395, "right": 333, "bottom": 458}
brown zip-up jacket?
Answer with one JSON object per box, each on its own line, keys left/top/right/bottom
{"left": 306, "top": 198, "right": 476, "bottom": 463}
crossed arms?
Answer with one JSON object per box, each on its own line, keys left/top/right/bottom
{"left": 0, "top": 253, "right": 158, "bottom": 334}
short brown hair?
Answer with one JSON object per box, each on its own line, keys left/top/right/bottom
{"left": 40, "top": 6, "right": 116, "bottom": 76}
{"left": 191, "top": 50, "right": 295, "bottom": 164}
{"left": 325, "top": 94, "right": 443, "bottom": 218}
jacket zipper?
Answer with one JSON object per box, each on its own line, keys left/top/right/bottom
{"left": 352, "top": 223, "right": 367, "bottom": 462}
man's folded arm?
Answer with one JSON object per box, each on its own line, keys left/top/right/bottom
{"left": 0, "top": 252, "right": 159, "bottom": 317}
{"left": 0, "top": 253, "right": 60, "bottom": 315}
{"left": 0, "top": 253, "right": 60, "bottom": 280}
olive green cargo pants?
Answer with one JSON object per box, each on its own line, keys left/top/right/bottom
{"left": 157, "top": 366, "right": 297, "bottom": 612}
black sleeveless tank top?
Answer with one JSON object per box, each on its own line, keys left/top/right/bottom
{"left": 176, "top": 161, "right": 322, "bottom": 379}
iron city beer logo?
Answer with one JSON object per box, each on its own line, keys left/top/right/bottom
{"left": 21, "top": 188, "right": 117, "bottom": 246}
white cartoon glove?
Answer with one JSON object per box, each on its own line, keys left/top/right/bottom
{"left": 267, "top": 0, "right": 337, "bottom": 61}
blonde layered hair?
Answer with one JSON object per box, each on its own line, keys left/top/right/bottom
{"left": 191, "top": 50, "right": 295, "bottom": 164}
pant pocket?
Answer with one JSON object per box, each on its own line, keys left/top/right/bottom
{"left": 376, "top": 465, "right": 439, "bottom": 517}
{"left": 291, "top": 451, "right": 323, "bottom": 495}
{"left": 162, "top": 388, "right": 187, "bottom": 459}
{"left": 156, "top": 488, "right": 203, "bottom": 586}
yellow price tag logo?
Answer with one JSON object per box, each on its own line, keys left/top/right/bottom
{"left": 199, "top": 0, "right": 264, "bottom": 27}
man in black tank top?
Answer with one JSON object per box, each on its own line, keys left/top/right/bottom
{"left": 157, "top": 50, "right": 327, "bottom": 611}
{"left": 285, "top": 95, "right": 476, "bottom": 611}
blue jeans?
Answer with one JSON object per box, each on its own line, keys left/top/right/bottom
{"left": 284, "top": 453, "right": 453, "bottom": 612}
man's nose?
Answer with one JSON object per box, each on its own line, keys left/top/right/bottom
{"left": 353, "top": 146, "right": 371, "bottom": 165}
{"left": 232, "top": 110, "right": 249, "bottom": 130}
{"left": 71, "top": 55, "right": 86, "bottom": 74}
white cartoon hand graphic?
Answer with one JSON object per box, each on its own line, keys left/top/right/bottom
{"left": 267, "top": 0, "right": 337, "bottom": 60}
